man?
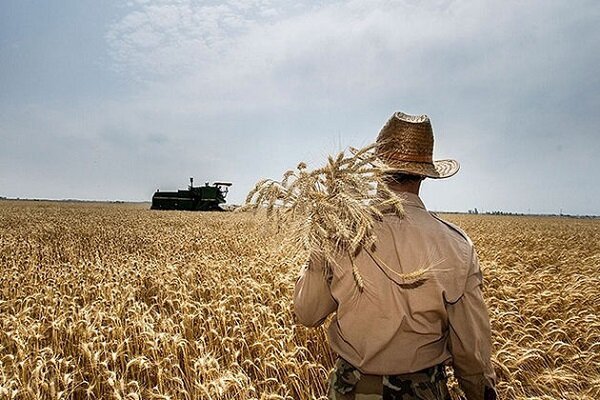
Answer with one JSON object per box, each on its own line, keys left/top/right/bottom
{"left": 293, "top": 112, "right": 497, "bottom": 400}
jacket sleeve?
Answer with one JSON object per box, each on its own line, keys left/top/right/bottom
{"left": 293, "top": 254, "right": 337, "bottom": 327}
{"left": 447, "top": 248, "right": 497, "bottom": 400}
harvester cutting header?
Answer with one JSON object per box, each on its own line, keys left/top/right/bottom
{"left": 151, "top": 178, "right": 232, "bottom": 211}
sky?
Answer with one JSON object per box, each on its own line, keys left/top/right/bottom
{"left": 1, "top": 0, "right": 599, "bottom": 215}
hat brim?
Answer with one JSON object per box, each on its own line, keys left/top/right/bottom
{"left": 382, "top": 159, "right": 460, "bottom": 179}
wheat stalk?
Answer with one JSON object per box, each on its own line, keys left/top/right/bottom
{"left": 241, "top": 143, "right": 433, "bottom": 290}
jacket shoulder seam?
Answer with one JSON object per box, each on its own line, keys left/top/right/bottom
{"left": 429, "top": 212, "right": 473, "bottom": 247}
{"left": 429, "top": 213, "right": 475, "bottom": 304}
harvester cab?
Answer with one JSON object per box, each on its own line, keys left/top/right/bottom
{"left": 213, "top": 182, "right": 232, "bottom": 198}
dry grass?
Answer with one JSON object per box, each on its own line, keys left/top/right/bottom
{"left": 0, "top": 201, "right": 598, "bottom": 399}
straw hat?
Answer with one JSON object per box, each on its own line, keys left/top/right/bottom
{"left": 376, "top": 111, "right": 459, "bottom": 179}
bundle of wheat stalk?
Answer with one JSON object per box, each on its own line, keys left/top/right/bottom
{"left": 241, "top": 143, "right": 430, "bottom": 290}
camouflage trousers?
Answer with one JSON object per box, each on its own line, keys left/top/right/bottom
{"left": 327, "top": 358, "right": 451, "bottom": 400}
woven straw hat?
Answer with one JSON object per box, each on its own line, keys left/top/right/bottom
{"left": 376, "top": 111, "right": 459, "bottom": 179}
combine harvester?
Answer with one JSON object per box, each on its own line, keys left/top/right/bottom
{"left": 151, "top": 178, "right": 232, "bottom": 211}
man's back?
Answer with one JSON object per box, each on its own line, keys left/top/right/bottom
{"left": 294, "top": 192, "right": 496, "bottom": 397}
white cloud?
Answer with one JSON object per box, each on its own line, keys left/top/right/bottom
{"left": 106, "top": 0, "right": 318, "bottom": 78}
{"left": 107, "top": 0, "right": 588, "bottom": 108}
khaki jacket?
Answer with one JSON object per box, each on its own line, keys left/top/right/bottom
{"left": 293, "top": 193, "right": 496, "bottom": 399}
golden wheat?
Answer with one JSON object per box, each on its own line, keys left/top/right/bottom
{"left": 0, "top": 201, "right": 598, "bottom": 399}
{"left": 241, "top": 144, "right": 434, "bottom": 290}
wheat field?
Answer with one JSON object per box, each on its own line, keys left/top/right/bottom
{"left": 0, "top": 201, "right": 598, "bottom": 399}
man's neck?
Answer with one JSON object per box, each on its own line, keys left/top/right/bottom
{"left": 387, "top": 181, "right": 421, "bottom": 195}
